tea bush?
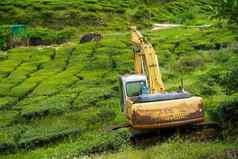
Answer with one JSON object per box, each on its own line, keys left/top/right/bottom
{"left": 32, "top": 71, "right": 78, "bottom": 96}
{"left": 175, "top": 54, "right": 204, "bottom": 72}
{"left": 0, "top": 97, "right": 18, "bottom": 110}
{"left": 73, "top": 87, "right": 116, "bottom": 110}
{"left": 217, "top": 94, "right": 238, "bottom": 124}
{"left": 16, "top": 94, "right": 76, "bottom": 120}
{"left": 0, "top": 110, "right": 18, "bottom": 127}
{"left": 28, "top": 27, "right": 74, "bottom": 46}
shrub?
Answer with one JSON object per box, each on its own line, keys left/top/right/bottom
{"left": 0, "top": 97, "right": 18, "bottom": 110}
{"left": 0, "top": 131, "right": 16, "bottom": 153}
{"left": 9, "top": 80, "right": 38, "bottom": 98}
{"left": 0, "top": 60, "right": 21, "bottom": 77}
{"left": 1, "top": 63, "right": 37, "bottom": 87}
{"left": 0, "top": 61, "right": 38, "bottom": 97}
{"left": 7, "top": 49, "right": 32, "bottom": 62}
{"left": 198, "top": 83, "right": 225, "bottom": 97}
{"left": 32, "top": 71, "right": 78, "bottom": 96}
{"left": 214, "top": 0, "right": 238, "bottom": 24}
{"left": 73, "top": 87, "right": 115, "bottom": 110}
{"left": 18, "top": 127, "right": 81, "bottom": 149}
{"left": 79, "top": 13, "right": 104, "bottom": 26}
{"left": 28, "top": 52, "right": 51, "bottom": 66}
{"left": 0, "top": 111, "right": 18, "bottom": 127}
{"left": 175, "top": 8, "right": 196, "bottom": 24}
{"left": 64, "top": 129, "right": 130, "bottom": 157}
{"left": 130, "top": 5, "right": 153, "bottom": 21}
{"left": 218, "top": 95, "right": 238, "bottom": 123}
{"left": 87, "top": 108, "right": 116, "bottom": 125}
{"left": 17, "top": 94, "right": 76, "bottom": 120}
{"left": 199, "top": 65, "right": 238, "bottom": 95}
{"left": 28, "top": 27, "right": 74, "bottom": 46}
{"left": 175, "top": 55, "right": 204, "bottom": 72}
{"left": 0, "top": 26, "right": 11, "bottom": 50}
{"left": 56, "top": 28, "right": 75, "bottom": 44}
{"left": 215, "top": 94, "right": 238, "bottom": 141}
{"left": 78, "top": 71, "right": 106, "bottom": 80}
{"left": 219, "top": 67, "right": 238, "bottom": 94}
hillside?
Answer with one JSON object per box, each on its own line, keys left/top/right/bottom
{"left": 0, "top": 0, "right": 238, "bottom": 159}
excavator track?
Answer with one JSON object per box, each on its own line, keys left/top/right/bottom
{"left": 185, "top": 122, "right": 221, "bottom": 141}
{"left": 104, "top": 123, "right": 131, "bottom": 132}
{"left": 105, "top": 122, "right": 220, "bottom": 145}
{"left": 129, "top": 122, "right": 221, "bottom": 145}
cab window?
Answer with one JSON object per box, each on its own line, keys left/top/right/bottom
{"left": 126, "top": 81, "right": 147, "bottom": 97}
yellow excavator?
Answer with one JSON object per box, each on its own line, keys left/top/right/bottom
{"left": 118, "top": 27, "right": 218, "bottom": 142}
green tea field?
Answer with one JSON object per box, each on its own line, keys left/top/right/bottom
{"left": 0, "top": 0, "right": 238, "bottom": 159}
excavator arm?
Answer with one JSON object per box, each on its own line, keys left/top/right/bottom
{"left": 131, "top": 26, "right": 165, "bottom": 93}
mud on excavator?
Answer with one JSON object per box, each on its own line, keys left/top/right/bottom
{"left": 116, "top": 26, "right": 219, "bottom": 143}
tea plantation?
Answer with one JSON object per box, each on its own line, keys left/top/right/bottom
{"left": 0, "top": 0, "right": 238, "bottom": 159}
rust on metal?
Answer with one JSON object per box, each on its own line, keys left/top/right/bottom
{"left": 128, "top": 97, "right": 204, "bottom": 129}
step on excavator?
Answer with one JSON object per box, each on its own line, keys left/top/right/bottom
{"left": 116, "top": 26, "right": 219, "bottom": 143}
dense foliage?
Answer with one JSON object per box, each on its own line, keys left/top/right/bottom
{"left": 215, "top": 0, "right": 238, "bottom": 24}
{"left": 0, "top": 26, "right": 75, "bottom": 50}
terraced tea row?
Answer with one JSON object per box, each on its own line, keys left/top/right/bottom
{"left": 0, "top": 34, "right": 131, "bottom": 153}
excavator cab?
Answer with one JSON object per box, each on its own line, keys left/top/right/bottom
{"left": 119, "top": 74, "right": 148, "bottom": 112}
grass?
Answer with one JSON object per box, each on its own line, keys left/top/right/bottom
{"left": 99, "top": 140, "right": 238, "bottom": 159}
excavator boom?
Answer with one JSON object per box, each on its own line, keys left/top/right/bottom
{"left": 131, "top": 27, "right": 165, "bottom": 93}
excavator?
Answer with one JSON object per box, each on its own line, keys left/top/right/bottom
{"left": 117, "top": 26, "right": 218, "bottom": 142}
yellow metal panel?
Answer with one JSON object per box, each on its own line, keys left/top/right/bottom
{"left": 134, "top": 53, "right": 143, "bottom": 74}
{"left": 143, "top": 45, "right": 165, "bottom": 93}
{"left": 131, "top": 26, "right": 165, "bottom": 93}
{"left": 127, "top": 97, "right": 203, "bottom": 128}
